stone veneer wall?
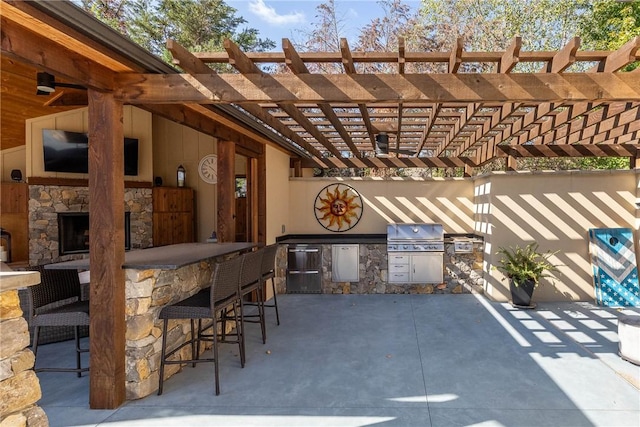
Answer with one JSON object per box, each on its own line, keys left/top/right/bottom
{"left": 28, "top": 185, "right": 153, "bottom": 265}
{"left": 124, "top": 253, "right": 244, "bottom": 400}
{"left": 311, "top": 242, "right": 484, "bottom": 294}
{"left": 0, "top": 289, "right": 48, "bottom": 426}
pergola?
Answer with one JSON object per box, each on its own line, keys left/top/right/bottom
{"left": 2, "top": 0, "right": 640, "bottom": 411}
{"left": 118, "top": 36, "right": 640, "bottom": 172}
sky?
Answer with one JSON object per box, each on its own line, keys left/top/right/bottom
{"left": 226, "top": 0, "right": 421, "bottom": 50}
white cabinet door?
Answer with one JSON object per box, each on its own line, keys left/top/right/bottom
{"left": 411, "top": 253, "right": 444, "bottom": 284}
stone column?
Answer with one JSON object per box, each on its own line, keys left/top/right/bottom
{"left": 0, "top": 268, "right": 48, "bottom": 427}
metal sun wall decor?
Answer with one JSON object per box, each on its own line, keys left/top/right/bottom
{"left": 314, "top": 183, "right": 363, "bottom": 232}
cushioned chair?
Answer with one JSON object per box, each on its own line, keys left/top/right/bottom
{"left": 158, "top": 255, "right": 244, "bottom": 396}
{"left": 25, "top": 265, "right": 90, "bottom": 377}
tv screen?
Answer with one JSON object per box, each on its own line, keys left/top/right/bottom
{"left": 42, "top": 129, "right": 139, "bottom": 176}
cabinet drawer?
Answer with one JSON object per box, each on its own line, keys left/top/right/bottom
{"left": 388, "top": 263, "right": 410, "bottom": 273}
{"left": 388, "top": 254, "right": 410, "bottom": 264}
{"left": 389, "top": 272, "right": 410, "bottom": 283}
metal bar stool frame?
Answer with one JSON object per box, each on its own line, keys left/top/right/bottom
{"left": 157, "top": 255, "right": 244, "bottom": 396}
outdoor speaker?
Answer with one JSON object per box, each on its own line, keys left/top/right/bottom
{"left": 154, "top": 176, "right": 163, "bottom": 186}
{"left": 10, "top": 169, "right": 22, "bottom": 182}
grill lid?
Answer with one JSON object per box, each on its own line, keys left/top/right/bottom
{"left": 387, "top": 223, "right": 444, "bottom": 241}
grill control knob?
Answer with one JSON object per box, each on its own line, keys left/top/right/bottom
{"left": 403, "top": 245, "right": 408, "bottom": 249}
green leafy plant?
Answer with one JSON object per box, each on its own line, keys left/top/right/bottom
{"left": 495, "top": 243, "right": 559, "bottom": 287}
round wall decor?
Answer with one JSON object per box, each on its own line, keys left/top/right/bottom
{"left": 314, "top": 183, "right": 363, "bottom": 232}
{"left": 198, "top": 154, "right": 218, "bottom": 184}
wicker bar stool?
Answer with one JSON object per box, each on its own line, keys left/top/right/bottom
{"left": 236, "top": 248, "right": 266, "bottom": 360}
{"left": 157, "top": 255, "right": 244, "bottom": 396}
{"left": 25, "top": 265, "right": 90, "bottom": 377}
{"left": 261, "top": 244, "right": 280, "bottom": 325}
{"left": 243, "top": 244, "right": 280, "bottom": 325}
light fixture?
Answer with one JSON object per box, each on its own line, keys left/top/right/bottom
{"left": 375, "top": 132, "right": 389, "bottom": 156}
{"left": 36, "top": 72, "right": 56, "bottom": 93}
{"left": 36, "top": 72, "right": 86, "bottom": 95}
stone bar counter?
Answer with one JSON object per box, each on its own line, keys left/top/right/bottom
{"left": 0, "top": 266, "right": 49, "bottom": 426}
{"left": 47, "top": 242, "right": 256, "bottom": 400}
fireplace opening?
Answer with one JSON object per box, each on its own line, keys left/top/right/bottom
{"left": 58, "top": 212, "right": 131, "bottom": 255}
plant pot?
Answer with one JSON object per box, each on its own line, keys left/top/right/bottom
{"left": 510, "top": 278, "right": 536, "bottom": 307}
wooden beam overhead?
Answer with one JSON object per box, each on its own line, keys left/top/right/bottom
{"left": 115, "top": 72, "right": 640, "bottom": 104}
{"left": 498, "top": 37, "right": 521, "bottom": 73}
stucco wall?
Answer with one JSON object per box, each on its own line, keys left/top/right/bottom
{"left": 480, "top": 169, "right": 638, "bottom": 302}
{"left": 288, "top": 177, "right": 475, "bottom": 235}
{"left": 288, "top": 170, "right": 638, "bottom": 303}
{"left": 265, "top": 145, "right": 291, "bottom": 244}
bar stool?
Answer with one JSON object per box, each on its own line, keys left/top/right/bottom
{"left": 260, "top": 244, "right": 280, "bottom": 325}
{"left": 237, "top": 249, "right": 266, "bottom": 360}
{"left": 158, "top": 255, "right": 244, "bottom": 395}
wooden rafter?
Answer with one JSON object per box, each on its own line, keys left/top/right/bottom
{"left": 152, "top": 37, "right": 640, "bottom": 168}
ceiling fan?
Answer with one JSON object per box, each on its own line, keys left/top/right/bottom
{"left": 374, "top": 132, "right": 415, "bottom": 157}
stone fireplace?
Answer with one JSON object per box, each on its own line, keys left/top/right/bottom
{"left": 29, "top": 185, "right": 153, "bottom": 265}
{"left": 58, "top": 212, "right": 131, "bottom": 255}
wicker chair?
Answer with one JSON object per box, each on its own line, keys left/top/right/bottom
{"left": 158, "top": 255, "right": 244, "bottom": 396}
{"left": 237, "top": 248, "right": 266, "bottom": 355}
{"left": 24, "top": 265, "right": 90, "bottom": 377}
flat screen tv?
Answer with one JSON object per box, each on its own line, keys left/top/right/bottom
{"left": 42, "top": 129, "right": 139, "bottom": 176}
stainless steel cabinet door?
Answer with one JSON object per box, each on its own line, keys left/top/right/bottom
{"left": 332, "top": 244, "right": 359, "bottom": 282}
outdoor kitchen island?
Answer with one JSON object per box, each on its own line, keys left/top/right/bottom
{"left": 46, "top": 242, "right": 257, "bottom": 399}
{"left": 276, "top": 232, "right": 484, "bottom": 295}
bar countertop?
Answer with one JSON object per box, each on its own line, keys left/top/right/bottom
{"left": 45, "top": 242, "right": 257, "bottom": 271}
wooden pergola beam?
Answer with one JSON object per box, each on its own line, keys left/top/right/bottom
{"left": 223, "top": 39, "right": 357, "bottom": 168}
{"left": 283, "top": 38, "right": 361, "bottom": 157}
{"left": 115, "top": 72, "right": 640, "bottom": 104}
{"left": 297, "top": 155, "right": 478, "bottom": 169}
{"left": 497, "top": 144, "right": 639, "bottom": 158}
{"left": 545, "top": 37, "right": 580, "bottom": 73}
{"left": 194, "top": 48, "right": 613, "bottom": 65}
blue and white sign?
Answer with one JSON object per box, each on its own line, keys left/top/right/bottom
{"left": 588, "top": 228, "right": 640, "bottom": 307}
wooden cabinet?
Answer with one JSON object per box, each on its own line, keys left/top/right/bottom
{"left": 152, "top": 187, "right": 195, "bottom": 246}
{"left": 0, "top": 182, "right": 28, "bottom": 263}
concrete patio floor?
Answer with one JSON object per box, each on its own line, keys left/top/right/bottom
{"left": 35, "top": 294, "right": 640, "bottom": 427}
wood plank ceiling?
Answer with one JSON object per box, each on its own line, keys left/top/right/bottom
{"left": 148, "top": 36, "right": 640, "bottom": 170}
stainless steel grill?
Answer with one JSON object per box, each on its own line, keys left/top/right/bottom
{"left": 387, "top": 223, "right": 445, "bottom": 284}
{"left": 386, "top": 223, "right": 444, "bottom": 252}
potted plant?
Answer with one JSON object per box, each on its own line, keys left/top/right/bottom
{"left": 495, "top": 243, "right": 559, "bottom": 307}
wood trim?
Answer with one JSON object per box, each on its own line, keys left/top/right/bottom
{"left": 217, "top": 140, "right": 235, "bottom": 242}
{"left": 26, "top": 177, "right": 153, "bottom": 188}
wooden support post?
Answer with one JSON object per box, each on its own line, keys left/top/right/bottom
{"left": 87, "top": 90, "right": 126, "bottom": 409}
{"left": 257, "top": 153, "right": 267, "bottom": 245}
{"left": 217, "top": 140, "right": 236, "bottom": 242}
{"left": 293, "top": 159, "right": 303, "bottom": 177}
{"left": 506, "top": 155, "right": 517, "bottom": 171}
{"left": 632, "top": 153, "right": 640, "bottom": 170}
{"left": 463, "top": 164, "right": 472, "bottom": 178}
